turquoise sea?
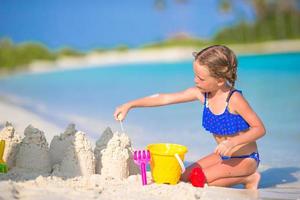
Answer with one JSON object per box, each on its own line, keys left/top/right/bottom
{"left": 0, "top": 53, "right": 300, "bottom": 184}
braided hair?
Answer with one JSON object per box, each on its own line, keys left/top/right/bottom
{"left": 193, "top": 45, "right": 238, "bottom": 89}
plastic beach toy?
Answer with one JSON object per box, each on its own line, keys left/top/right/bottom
{"left": 0, "top": 140, "right": 8, "bottom": 173}
{"left": 147, "top": 143, "right": 187, "bottom": 185}
{"left": 189, "top": 167, "right": 206, "bottom": 187}
{"left": 133, "top": 150, "right": 151, "bottom": 186}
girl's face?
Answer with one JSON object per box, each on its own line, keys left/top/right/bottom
{"left": 193, "top": 61, "right": 224, "bottom": 92}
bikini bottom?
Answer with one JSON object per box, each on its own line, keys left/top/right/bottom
{"left": 221, "top": 152, "right": 260, "bottom": 167}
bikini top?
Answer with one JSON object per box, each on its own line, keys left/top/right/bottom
{"left": 202, "top": 89, "right": 250, "bottom": 135}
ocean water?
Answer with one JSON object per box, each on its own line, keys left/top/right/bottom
{"left": 0, "top": 52, "right": 300, "bottom": 170}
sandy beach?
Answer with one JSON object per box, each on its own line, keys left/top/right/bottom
{"left": 23, "top": 39, "right": 300, "bottom": 75}
{"left": 0, "top": 96, "right": 62, "bottom": 142}
{"left": 1, "top": 41, "right": 300, "bottom": 199}
{"left": 1, "top": 98, "right": 300, "bottom": 200}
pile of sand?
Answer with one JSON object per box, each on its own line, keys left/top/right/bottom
{"left": 0, "top": 173, "right": 205, "bottom": 200}
{"left": 0, "top": 171, "right": 262, "bottom": 200}
{"left": 94, "top": 127, "right": 114, "bottom": 174}
{"left": 94, "top": 127, "right": 138, "bottom": 180}
{"left": 14, "top": 125, "right": 51, "bottom": 174}
{"left": 51, "top": 124, "right": 95, "bottom": 178}
{"left": 49, "top": 123, "right": 77, "bottom": 166}
{"left": 0, "top": 122, "right": 21, "bottom": 169}
{"left": 1, "top": 123, "right": 137, "bottom": 180}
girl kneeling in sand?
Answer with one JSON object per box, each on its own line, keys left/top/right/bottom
{"left": 114, "top": 45, "right": 265, "bottom": 189}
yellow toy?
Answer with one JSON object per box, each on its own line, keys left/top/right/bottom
{"left": 147, "top": 143, "right": 187, "bottom": 185}
{"left": 0, "top": 140, "right": 8, "bottom": 173}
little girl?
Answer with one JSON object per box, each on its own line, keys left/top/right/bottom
{"left": 114, "top": 45, "right": 265, "bottom": 189}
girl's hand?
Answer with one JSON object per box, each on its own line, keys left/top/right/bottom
{"left": 214, "top": 139, "right": 236, "bottom": 157}
{"left": 114, "top": 104, "right": 131, "bottom": 121}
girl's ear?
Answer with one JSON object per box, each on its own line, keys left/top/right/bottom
{"left": 217, "top": 78, "right": 226, "bottom": 87}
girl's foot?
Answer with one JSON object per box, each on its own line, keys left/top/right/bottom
{"left": 244, "top": 172, "right": 261, "bottom": 189}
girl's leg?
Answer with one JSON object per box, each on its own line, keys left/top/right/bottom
{"left": 203, "top": 157, "right": 258, "bottom": 186}
{"left": 209, "top": 171, "right": 261, "bottom": 189}
{"left": 181, "top": 153, "right": 221, "bottom": 182}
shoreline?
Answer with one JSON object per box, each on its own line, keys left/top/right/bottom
{"left": 0, "top": 95, "right": 63, "bottom": 142}
{"left": 1, "top": 40, "right": 300, "bottom": 199}
{"left": 1, "top": 39, "right": 300, "bottom": 77}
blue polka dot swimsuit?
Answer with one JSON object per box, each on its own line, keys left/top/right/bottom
{"left": 202, "top": 90, "right": 260, "bottom": 166}
{"left": 202, "top": 89, "right": 250, "bottom": 135}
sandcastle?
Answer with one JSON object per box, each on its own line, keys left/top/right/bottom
{"left": 94, "top": 127, "right": 138, "bottom": 180}
{"left": 49, "top": 124, "right": 77, "bottom": 166}
{"left": 15, "top": 125, "right": 51, "bottom": 174}
{"left": 51, "top": 124, "right": 95, "bottom": 178}
{"left": 0, "top": 122, "right": 138, "bottom": 180}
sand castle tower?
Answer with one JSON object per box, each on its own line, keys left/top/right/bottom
{"left": 51, "top": 124, "right": 95, "bottom": 178}
{"left": 94, "top": 127, "right": 138, "bottom": 180}
{"left": 15, "top": 125, "right": 51, "bottom": 173}
{"left": 49, "top": 124, "right": 77, "bottom": 166}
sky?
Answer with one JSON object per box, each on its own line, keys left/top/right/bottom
{"left": 0, "top": 0, "right": 255, "bottom": 51}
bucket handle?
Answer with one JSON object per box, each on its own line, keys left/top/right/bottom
{"left": 174, "top": 153, "right": 185, "bottom": 174}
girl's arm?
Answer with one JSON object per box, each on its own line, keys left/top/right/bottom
{"left": 215, "top": 92, "right": 266, "bottom": 155}
{"left": 230, "top": 92, "right": 266, "bottom": 146}
{"left": 114, "top": 87, "right": 203, "bottom": 121}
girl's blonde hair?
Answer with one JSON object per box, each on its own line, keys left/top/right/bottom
{"left": 193, "top": 45, "right": 238, "bottom": 89}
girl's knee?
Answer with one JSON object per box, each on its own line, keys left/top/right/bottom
{"left": 195, "top": 153, "right": 221, "bottom": 169}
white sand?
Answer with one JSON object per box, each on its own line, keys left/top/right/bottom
{"left": 23, "top": 39, "right": 300, "bottom": 75}
{"left": 0, "top": 172, "right": 263, "bottom": 200}
{"left": 49, "top": 124, "right": 77, "bottom": 166}
{"left": 1, "top": 172, "right": 299, "bottom": 200}
{"left": 0, "top": 115, "right": 300, "bottom": 199}
{"left": 95, "top": 127, "right": 139, "bottom": 180}
{"left": 0, "top": 96, "right": 62, "bottom": 142}
{"left": 52, "top": 126, "right": 95, "bottom": 178}
{"left": 94, "top": 127, "right": 114, "bottom": 174}
{"left": 0, "top": 123, "right": 259, "bottom": 200}
{"left": 14, "top": 125, "right": 51, "bottom": 174}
